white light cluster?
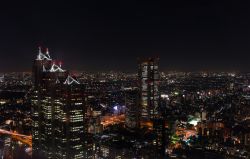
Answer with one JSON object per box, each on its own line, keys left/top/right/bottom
{"left": 50, "top": 63, "right": 65, "bottom": 72}
{"left": 64, "top": 75, "right": 80, "bottom": 85}
{"left": 36, "top": 47, "right": 52, "bottom": 61}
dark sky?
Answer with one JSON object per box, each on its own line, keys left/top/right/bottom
{"left": 0, "top": 0, "right": 249, "bottom": 72}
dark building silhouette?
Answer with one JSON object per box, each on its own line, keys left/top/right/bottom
{"left": 125, "top": 88, "right": 140, "bottom": 129}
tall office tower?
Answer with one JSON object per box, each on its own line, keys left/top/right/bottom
{"left": 32, "top": 47, "right": 53, "bottom": 158}
{"left": 55, "top": 77, "right": 85, "bottom": 159}
{"left": 138, "top": 58, "right": 160, "bottom": 121}
{"left": 31, "top": 47, "right": 86, "bottom": 159}
{"left": 125, "top": 88, "right": 140, "bottom": 129}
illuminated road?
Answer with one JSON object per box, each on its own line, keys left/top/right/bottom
{"left": 101, "top": 114, "right": 125, "bottom": 128}
{"left": 176, "top": 128, "right": 197, "bottom": 141}
{"left": 183, "top": 130, "right": 197, "bottom": 140}
{"left": 0, "top": 129, "right": 32, "bottom": 147}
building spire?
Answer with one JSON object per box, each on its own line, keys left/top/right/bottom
{"left": 38, "top": 46, "right": 42, "bottom": 54}
{"left": 46, "top": 48, "right": 49, "bottom": 55}
{"left": 37, "top": 46, "right": 42, "bottom": 60}
{"left": 50, "top": 62, "right": 65, "bottom": 72}
{"left": 64, "top": 75, "right": 80, "bottom": 85}
{"left": 36, "top": 46, "right": 52, "bottom": 61}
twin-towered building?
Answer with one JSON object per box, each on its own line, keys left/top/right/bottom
{"left": 31, "top": 47, "right": 162, "bottom": 158}
{"left": 31, "top": 47, "right": 86, "bottom": 159}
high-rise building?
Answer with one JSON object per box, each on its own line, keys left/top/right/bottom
{"left": 124, "top": 88, "right": 140, "bottom": 129}
{"left": 138, "top": 58, "right": 167, "bottom": 157}
{"left": 152, "top": 118, "right": 166, "bottom": 156}
{"left": 87, "top": 96, "right": 103, "bottom": 134}
{"left": 153, "top": 96, "right": 169, "bottom": 157}
{"left": 138, "top": 58, "right": 160, "bottom": 121}
{"left": 31, "top": 47, "right": 86, "bottom": 159}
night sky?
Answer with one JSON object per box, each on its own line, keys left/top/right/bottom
{"left": 0, "top": 1, "right": 249, "bottom": 72}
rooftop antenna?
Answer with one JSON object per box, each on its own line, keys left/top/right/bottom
{"left": 46, "top": 48, "right": 49, "bottom": 55}
{"left": 37, "top": 46, "right": 42, "bottom": 60}
{"left": 38, "top": 46, "right": 42, "bottom": 53}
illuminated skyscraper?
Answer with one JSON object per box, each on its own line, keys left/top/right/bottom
{"left": 32, "top": 47, "right": 53, "bottom": 158}
{"left": 31, "top": 47, "right": 86, "bottom": 159}
{"left": 55, "top": 78, "right": 85, "bottom": 159}
{"left": 138, "top": 58, "right": 165, "bottom": 157}
{"left": 138, "top": 58, "right": 160, "bottom": 121}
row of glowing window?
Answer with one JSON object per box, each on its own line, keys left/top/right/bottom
{"left": 70, "top": 119, "right": 84, "bottom": 122}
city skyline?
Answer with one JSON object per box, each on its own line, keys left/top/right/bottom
{"left": 0, "top": 46, "right": 249, "bottom": 158}
{"left": 0, "top": 45, "right": 248, "bottom": 73}
{"left": 0, "top": 1, "right": 249, "bottom": 72}
{"left": 0, "top": 1, "right": 250, "bottom": 159}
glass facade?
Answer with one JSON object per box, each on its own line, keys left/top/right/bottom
{"left": 138, "top": 58, "right": 160, "bottom": 120}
